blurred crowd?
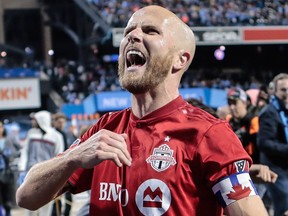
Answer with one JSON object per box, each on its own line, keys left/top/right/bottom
{"left": 0, "top": 110, "right": 93, "bottom": 216}
{"left": 87, "top": 0, "right": 288, "bottom": 27}
{"left": 45, "top": 60, "right": 121, "bottom": 104}
{"left": 45, "top": 58, "right": 270, "bottom": 104}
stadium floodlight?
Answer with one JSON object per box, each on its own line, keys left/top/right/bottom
{"left": 1, "top": 51, "right": 7, "bottom": 57}
{"left": 48, "top": 49, "right": 54, "bottom": 56}
{"left": 214, "top": 47, "right": 225, "bottom": 60}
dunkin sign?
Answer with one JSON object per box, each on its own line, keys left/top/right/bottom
{"left": 0, "top": 78, "right": 41, "bottom": 110}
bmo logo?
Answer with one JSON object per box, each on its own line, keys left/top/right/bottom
{"left": 99, "top": 183, "right": 129, "bottom": 206}
{"left": 135, "top": 179, "right": 171, "bottom": 216}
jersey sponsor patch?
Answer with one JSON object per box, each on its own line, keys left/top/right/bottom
{"left": 135, "top": 179, "right": 171, "bottom": 216}
{"left": 212, "top": 172, "right": 258, "bottom": 208}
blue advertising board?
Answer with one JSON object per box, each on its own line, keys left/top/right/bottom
{"left": 209, "top": 88, "right": 228, "bottom": 108}
{"left": 61, "top": 88, "right": 228, "bottom": 118}
{"left": 96, "top": 91, "right": 131, "bottom": 112}
{"left": 179, "top": 88, "right": 208, "bottom": 105}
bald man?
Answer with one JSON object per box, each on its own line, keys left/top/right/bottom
{"left": 16, "top": 6, "right": 268, "bottom": 216}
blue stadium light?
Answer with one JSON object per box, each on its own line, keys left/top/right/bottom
{"left": 25, "top": 47, "right": 33, "bottom": 55}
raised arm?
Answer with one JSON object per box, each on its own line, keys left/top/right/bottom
{"left": 16, "top": 129, "right": 132, "bottom": 210}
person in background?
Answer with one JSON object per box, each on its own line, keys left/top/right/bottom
{"left": 16, "top": 5, "right": 269, "bottom": 215}
{"left": 225, "top": 87, "right": 278, "bottom": 206}
{"left": 245, "top": 92, "right": 258, "bottom": 115}
{"left": 65, "top": 125, "right": 77, "bottom": 150}
{"left": 17, "top": 113, "right": 40, "bottom": 185}
{"left": 258, "top": 73, "right": 288, "bottom": 216}
{"left": 0, "top": 120, "right": 20, "bottom": 216}
{"left": 267, "top": 81, "right": 275, "bottom": 99}
{"left": 216, "top": 105, "right": 231, "bottom": 120}
{"left": 6, "top": 124, "right": 22, "bottom": 153}
{"left": 75, "top": 124, "right": 92, "bottom": 216}
{"left": 51, "top": 113, "right": 73, "bottom": 216}
{"left": 256, "top": 85, "right": 270, "bottom": 113}
{"left": 18, "top": 111, "right": 64, "bottom": 216}
{"left": 226, "top": 87, "right": 259, "bottom": 163}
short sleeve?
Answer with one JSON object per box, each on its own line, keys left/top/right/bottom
{"left": 197, "top": 122, "right": 252, "bottom": 187}
{"left": 68, "top": 168, "right": 94, "bottom": 194}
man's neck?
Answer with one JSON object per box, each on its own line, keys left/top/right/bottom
{"left": 131, "top": 92, "right": 179, "bottom": 118}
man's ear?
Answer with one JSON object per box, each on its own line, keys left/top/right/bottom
{"left": 172, "top": 50, "right": 191, "bottom": 73}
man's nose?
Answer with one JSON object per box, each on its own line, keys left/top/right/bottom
{"left": 128, "top": 28, "right": 142, "bottom": 43}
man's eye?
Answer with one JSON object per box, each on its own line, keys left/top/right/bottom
{"left": 146, "top": 28, "right": 159, "bottom": 35}
{"left": 124, "top": 28, "right": 133, "bottom": 36}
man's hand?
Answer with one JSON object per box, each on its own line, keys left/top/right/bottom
{"left": 66, "top": 129, "right": 132, "bottom": 169}
{"left": 250, "top": 164, "right": 278, "bottom": 183}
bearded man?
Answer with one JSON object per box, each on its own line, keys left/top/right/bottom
{"left": 16, "top": 5, "right": 268, "bottom": 216}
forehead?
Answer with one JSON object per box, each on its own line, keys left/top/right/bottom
{"left": 127, "top": 8, "right": 174, "bottom": 29}
{"left": 228, "top": 98, "right": 245, "bottom": 105}
{"left": 277, "top": 78, "right": 288, "bottom": 86}
{"left": 55, "top": 117, "right": 66, "bottom": 122}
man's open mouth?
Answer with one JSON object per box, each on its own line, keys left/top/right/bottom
{"left": 126, "top": 50, "right": 146, "bottom": 69}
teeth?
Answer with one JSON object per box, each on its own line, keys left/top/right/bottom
{"left": 126, "top": 50, "right": 146, "bottom": 68}
{"left": 127, "top": 50, "right": 144, "bottom": 58}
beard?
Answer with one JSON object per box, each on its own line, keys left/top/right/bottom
{"left": 118, "top": 53, "right": 173, "bottom": 94}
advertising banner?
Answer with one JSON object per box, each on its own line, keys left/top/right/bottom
{"left": 0, "top": 78, "right": 41, "bottom": 110}
{"left": 192, "top": 27, "right": 242, "bottom": 45}
{"left": 96, "top": 91, "right": 131, "bottom": 112}
{"left": 113, "top": 26, "right": 288, "bottom": 47}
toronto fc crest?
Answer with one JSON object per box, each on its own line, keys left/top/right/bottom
{"left": 146, "top": 144, "right": 177, "bottom": 172}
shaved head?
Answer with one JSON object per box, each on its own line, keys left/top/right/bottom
{"left": 118, "top": 5, "right": 196, "bottom": 94}
{"left": 130, "top": 5, "right": 196, "bottom": 69}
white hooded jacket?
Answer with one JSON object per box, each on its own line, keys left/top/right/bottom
{"left": 18, "top": 111, "right": 64, "bottom": 171}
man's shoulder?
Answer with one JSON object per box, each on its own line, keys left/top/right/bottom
{"left": 99, "top": 108, "right": 132, "bottom": 124}
{"left": 46, "top": 127, "right": 62, "bottom": 135}
{"left": 176, "top": 104, "right": 227, "bottom": 137}
{"left": 44, "top": 128, "right": 64, "bottom": 143}
{"left": 27, "top": 128, "right": 41, "bottom": 135}
{"left": 85, "top": 109, "right": 132, "bottom": 132}
{"left": 25, "top": 128, "right": 42, "bottom": 139}
{"left": 183, "top": 103, "right": 222, "bottom": 125}
{"left": 259, "top": 103, "right": 277, "bottom": 117}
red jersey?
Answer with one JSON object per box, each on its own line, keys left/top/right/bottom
{"left": 68, "top": 96, "right": 252, "bottom": 216}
